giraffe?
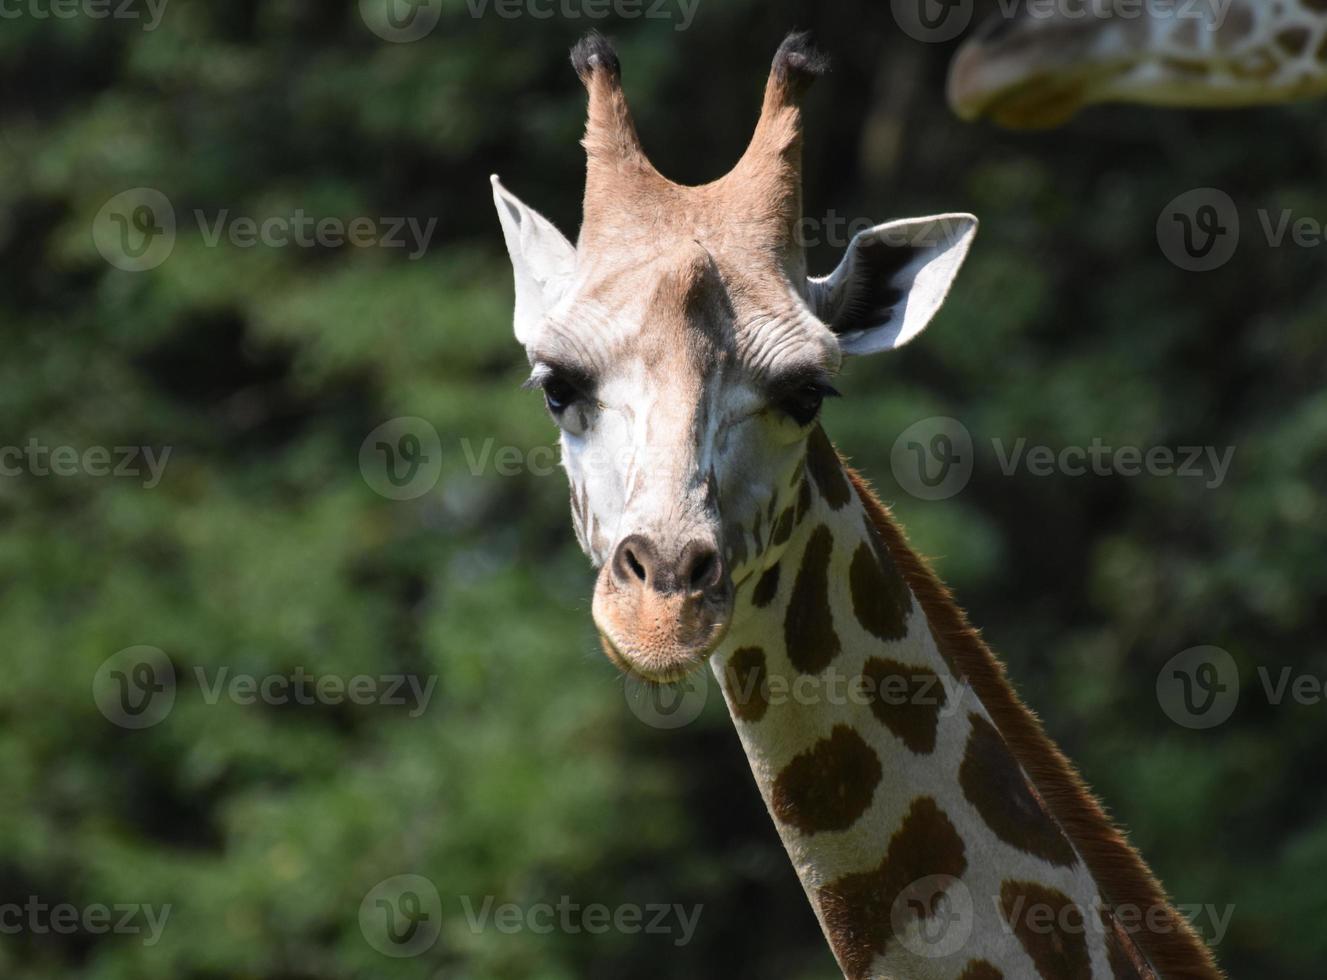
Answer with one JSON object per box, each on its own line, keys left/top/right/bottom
{"left": 491, "top": 32, "right": 1224, "bottom": 979}
{"left": 947, "top": 0, "right": 1327, "bottom": 127}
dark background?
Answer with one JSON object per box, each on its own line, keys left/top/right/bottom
{"left": 3, "top": 0, "right": 1325, "bottom": 977}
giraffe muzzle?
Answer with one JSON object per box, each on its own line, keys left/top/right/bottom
{"left": 592, "top": 533, "right": 734, "bottom": 682}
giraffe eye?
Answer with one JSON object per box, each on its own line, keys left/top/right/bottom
{"left": 524, "top": 363, "right": 595, "bottom": 424}
{"left": 541, "top": 376, "right": 581, "bottom": 415}
{"left": 777, "top": 382, "right": 840, "bottom": 427}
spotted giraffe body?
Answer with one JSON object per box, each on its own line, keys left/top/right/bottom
{"left": 492, "top": 31, "right": 1224, "bottom": 980}
{"left": 948, "top": 0, "right": 1327, "bottom": 127}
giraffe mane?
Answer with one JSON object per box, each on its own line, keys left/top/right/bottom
{"left": 845, "top": 465, "right": 1226, "bottom": 980}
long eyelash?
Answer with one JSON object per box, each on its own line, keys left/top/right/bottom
{"left": 769, "top": 372, "right": 842, "bottom": 401}
{"left": 524, "top": 361, "right": 595, "bottom": 394}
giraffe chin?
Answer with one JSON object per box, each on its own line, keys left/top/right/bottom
{"left": 591, "top": 572, "right": 732, "bottom": 684}
{"left": 946, "top": 38, "right": 1114, "bottom": 128}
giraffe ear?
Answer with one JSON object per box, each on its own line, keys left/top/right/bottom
{"left": 808, "top": 214, "right": 977, "bottom": 355}
{"left": 491, "top": 175, "right": 578, "bottom": 347}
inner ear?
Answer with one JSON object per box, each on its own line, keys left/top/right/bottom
{"left": 825, "top": 237, "right": 920, "bottom": 337}
{"left": 808, "top": 214, "right": 978, "bottom": 356}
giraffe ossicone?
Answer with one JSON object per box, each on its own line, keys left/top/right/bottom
{"left": 493, "top": 32, "right": 1224, "bottom": 980}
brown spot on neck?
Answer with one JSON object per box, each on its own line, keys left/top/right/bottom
{"left": 1102, "top": 905, "right": 1158, "bottom": 979}
{"left": 849, "top": 515, "right": 912, "bottom": 642}
{"left": 1276, "top": 26, "right": 1311, "bottom": 57}
{"left": 1000, "top": 881, "right": 1092, "bottom": 979}
{"left": 960, "top": 713, "right": 1079, "bottom": 868}
{"left": 795, "top": 471, "right": 813, "bottom": 523}
{"left": 723, "top": 646, "right": 770, "bottom": 722}
{"left": 804, "top": 426, "right": 852, "bottom": 510}
{"left": 784, "top": 524, "right": 840, "bottom": 674}
{"left": 958, "top": 961, "right": 1004, "bottom": 980}
{"left": 818, "top": 796, "right": 968, "bottom": 980}
{"left": 772, "top": 724, "right": 881, "bottom": 835}
{"left": 752, "top": 562, "right": 781, "bottom": 608}
{"left": 861, "top": 658, "right": 946, "bottom": 754}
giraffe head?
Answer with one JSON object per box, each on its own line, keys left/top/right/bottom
{"left": 493, "top": 33, "right": 976, "bottom": 682}
{"left": 948, "top": 0, "right": 1327, "bottom": 128}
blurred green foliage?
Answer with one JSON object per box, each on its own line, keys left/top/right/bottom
{"left": 1, "top": 1, "right": 1325, "bottom": 977}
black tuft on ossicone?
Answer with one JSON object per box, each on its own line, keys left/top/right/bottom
{"left": 773, "top": 31, "right": 830, "bottom": 87}
{"left": 571, "top": 31, "right": 621, "bottom": 81}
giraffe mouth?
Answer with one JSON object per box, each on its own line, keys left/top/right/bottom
{"left": 946, "top": 29, "right": 1130, "bottom": 128}
{"left": 979, "top": 76, "right": 1095, "bottom": 129}
{"left": 591, "top": 566, "right": 733, "bottom": 683}
{"left": 949, "top": 59, "right": 1095, "bottom": 129}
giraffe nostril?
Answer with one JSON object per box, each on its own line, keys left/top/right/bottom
{"left": 625, "top": 548, "right": 647, "bottom": 582}
{"left": 681, "top": 542, "right": 723, "bottom": 595}
{"left": 688, "top": 550, "right": 715, "bottom": 589}
{"left": 611, "top": 534, "right": 659, "bottom": 591}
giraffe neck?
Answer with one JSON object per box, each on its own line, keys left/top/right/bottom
{"left": 1095, "top": 0, "right": 1327, "bottom": 109}
{"left": 949, "top": 0, "right": 1327, "bottom": 127}
{"left": 708, "top": 429, "right": 1221, "bottom": 980}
